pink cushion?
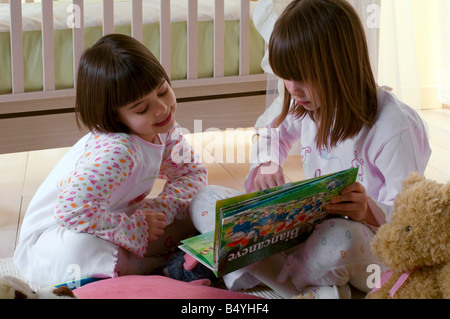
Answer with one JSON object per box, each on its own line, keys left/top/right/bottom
{"left": 73, "top": 275, "right": 262, "bottom": 299}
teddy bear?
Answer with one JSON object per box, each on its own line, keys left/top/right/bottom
{"left": 0, "top": 276, "right": 77, "bottom": 299}
{"left": 367, "top": 172, "right": 450, "bottom": 299}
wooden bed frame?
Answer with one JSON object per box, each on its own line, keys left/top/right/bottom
{"left": 0, "top": 0, "right": 268, "bottom": 154}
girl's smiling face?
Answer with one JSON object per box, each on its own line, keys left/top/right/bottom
{"left": 117, "top": 81, "right": 176, "bottom": 143}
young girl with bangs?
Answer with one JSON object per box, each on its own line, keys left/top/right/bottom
{"left": 222, "top": 0, "right": 431, "bottom": 298}
{"left": 14, "top": 34, "right": 207, "bottom": 287}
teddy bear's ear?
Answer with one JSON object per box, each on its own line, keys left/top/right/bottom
{"left": 443, "top": 180, "right": 450, "bottom": 204}
{"left": 401, "top": 172, "right": 425, "bottom": 190}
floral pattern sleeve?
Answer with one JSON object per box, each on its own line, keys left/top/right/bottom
{"left": 141, "top": 125, "right": 208, "bottom": 224}
{"left": 54, "top": 134, "right": 149, "bottom": 257}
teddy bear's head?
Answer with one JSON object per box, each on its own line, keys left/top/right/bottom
{"left": 371, "top": 173, "right": 450, "bottom": 273}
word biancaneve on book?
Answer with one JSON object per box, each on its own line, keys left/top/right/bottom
{"left": 180, "top": 167, "right": 359, "bottom": 277}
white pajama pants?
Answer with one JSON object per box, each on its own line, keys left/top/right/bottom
{"left": 189, "top": 185, "right": 382, "bottom": 293}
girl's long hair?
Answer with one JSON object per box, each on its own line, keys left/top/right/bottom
{"left": 269, "top": 0, "right": 378, "bottom": 149}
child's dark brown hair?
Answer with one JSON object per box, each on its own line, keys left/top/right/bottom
{"left": 75, "top": 34, "right": 170, "bottom": 133}
{"left": 269, "top": 0, "right": 378, "bottom": 149}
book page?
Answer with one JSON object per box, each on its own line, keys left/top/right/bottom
{"left": 215, "top": 168, "right": 358, "bottom": 276}
{"left": 179, "top": 231, "right": 215, "bottom": 271}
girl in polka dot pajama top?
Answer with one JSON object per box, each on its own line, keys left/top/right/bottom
{"left": 14, "top": 34, "right": 207, "bottom": 287}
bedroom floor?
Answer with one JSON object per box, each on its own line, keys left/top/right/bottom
{"left": 0, "top": 108, "right": 449, "bottom": 259}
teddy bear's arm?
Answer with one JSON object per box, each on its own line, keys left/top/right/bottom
{"left": 438, "top": 262, "right": 450, "bottom": 299}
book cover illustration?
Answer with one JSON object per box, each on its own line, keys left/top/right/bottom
{"left": 180, "top": 167, "right": 358, "bottom": 277}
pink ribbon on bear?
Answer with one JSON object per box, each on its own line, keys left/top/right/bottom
{"left": 371, "top": 267, "right": 419, "bottom": 298}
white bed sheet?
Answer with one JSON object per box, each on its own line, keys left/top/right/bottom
{"left": 0, "top": 0, "right": 258, "bottom": 33}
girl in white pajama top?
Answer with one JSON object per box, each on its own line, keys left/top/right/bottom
{"left": 14, "top": 34, "right": 207, "bottom": 288}
{"left": 189, "top": 0, "right": 431, "bottom": 298}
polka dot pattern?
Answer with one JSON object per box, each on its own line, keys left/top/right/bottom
{"left": 55, "top": 125, "right": 207, "bottom": 257}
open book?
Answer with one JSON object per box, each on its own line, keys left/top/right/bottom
{"left": 179, "top": 167, "right": 358, "bottom": 277}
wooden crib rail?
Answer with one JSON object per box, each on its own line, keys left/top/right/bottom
{"left": 1, "top": 0, "right": 255, "bottom": 95}
{"left": 0, "top": 0, "right": 267, "bottom": 154}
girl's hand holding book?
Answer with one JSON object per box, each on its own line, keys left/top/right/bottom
{"left": 326, "top": 182, "right": 379, "bottom": 227}
{"left": 252, "top": 162, "right": 286, "bottom": 191}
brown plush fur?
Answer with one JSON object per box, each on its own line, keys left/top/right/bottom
{"left": 367, "top": 173, "right": 450, "bottom": 299}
